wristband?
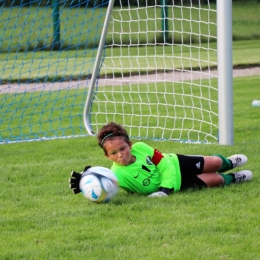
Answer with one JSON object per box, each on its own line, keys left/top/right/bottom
{"left": 159, "top": 187, "right": 173, "bottom": 195}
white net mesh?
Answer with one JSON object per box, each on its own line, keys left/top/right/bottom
{"left": 89, "top": 2, "right": 218, "bottom": 143}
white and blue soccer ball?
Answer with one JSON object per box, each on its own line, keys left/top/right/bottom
{"left": 79, "top": 166, "right": 118, "bottom": 203}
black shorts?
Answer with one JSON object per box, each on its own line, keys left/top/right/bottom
{"left": 177, "top": 154, "right": 207, "bottom": 190}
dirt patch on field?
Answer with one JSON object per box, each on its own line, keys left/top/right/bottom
{"left": 1, "top": 67, "right": 259, "bottom": 94}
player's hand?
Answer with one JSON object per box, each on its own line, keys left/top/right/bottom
{"left": 68, "top": 166, "right": 91, "bottom": 194}
{"left": 69, "top": 171, "right": 82, "bottom": 194}
{"left": 148, "top": 191, "right": 168, "bottom": 198}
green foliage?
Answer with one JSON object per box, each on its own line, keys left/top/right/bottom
{"left": 1, "top": 75, "right": 260, "bottom": 259}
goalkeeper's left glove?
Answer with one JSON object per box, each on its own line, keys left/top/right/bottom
{"left": 148, "top": 191, "right": 168, "bottom": 198}
{"left": 69, "top": 166, "right": 91, "bottom": 194}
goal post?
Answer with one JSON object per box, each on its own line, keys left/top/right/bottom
{"left": 84, "top": 0, "right": 234, "bottom": 144}
{"left": 217, "top": 0, "right": 234, "bottom": 145}
{"left": 83, "top": 0, "right": 116, "bottom": 135}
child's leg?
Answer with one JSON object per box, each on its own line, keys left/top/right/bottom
{"left": 181, "top": 155, "right": 231, "bottom": 173}
{"left": 178, "top": 154, "right": 252, "bottom": 189}
{"left": 203, "top": 154, "right": 248, "bottom": 173}
{"left": 214, "top": 154, "right": 248, "bottom": 172}
{"left": 197, "top": 173, "right": 225, "bottom": 187}
{"left": 219, "top": 170, "right": 252, "bottom": 185}
{"left": 202, "top": 156, "right": 227, "bottom": 173}
{"left": 213, "top": 154, "right": 232, "bottom": 172}
{"left": 218, "top": 173, "right": 234, "bottom": 185}
{"left": 198, "top": 170, "right": 252, "bottom": 187}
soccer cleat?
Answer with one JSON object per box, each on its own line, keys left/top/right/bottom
{"left": 233, "top": 170, "right": 252, "bottom": 183}
{"left": 227, "top": 154, "right": 248, "bottom": 169}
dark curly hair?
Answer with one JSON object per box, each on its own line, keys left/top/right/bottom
{"left": 97, "top": 122, "right": 130, "bottom": 152}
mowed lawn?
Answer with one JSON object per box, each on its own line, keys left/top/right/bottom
{"left": 0, "top": 1, "right": 260, "bottom": 258}
{"left": 0, "top": 73, "right": 260, "bottom": 259}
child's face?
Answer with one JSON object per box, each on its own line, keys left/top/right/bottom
{"left": 103, "top": 136, "right": 135, "bottom": 166}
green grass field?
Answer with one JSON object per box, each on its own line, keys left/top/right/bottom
{"left": 0, "top": 73, "right": 260, "bottom": 259}
{"left": 1, "top": 2, "right": 260, "bottom": 258}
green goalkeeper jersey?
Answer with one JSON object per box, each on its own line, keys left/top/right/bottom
{"left": 111, "top": 142, "right": 181, "bottom": 194}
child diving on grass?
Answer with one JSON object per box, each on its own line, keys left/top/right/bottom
{"left": 70, "top": 122, "right": 252, "bottom": 197}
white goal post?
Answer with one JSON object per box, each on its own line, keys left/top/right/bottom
{"left": 84, "top": 0, "right": 234, "bottom": 145}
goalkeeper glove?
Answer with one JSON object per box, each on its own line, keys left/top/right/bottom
{"left": 69, "top": 166, "right": 91, "bottom": 194}
{"left": 148, "top": 191, "right": 168, "bottom": 198}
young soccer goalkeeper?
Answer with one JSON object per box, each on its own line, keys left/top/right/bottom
{"left": 70, "top": 122, "right": 252, "bottom": 197}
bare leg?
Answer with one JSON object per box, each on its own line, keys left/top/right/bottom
{"left": 199, "top": 156, "right": 225, "bottom": 187}
{"left": 197, "top": 173, "right": 225, "bottom": 187}
{"left": 202, "top": 156, "right": 223, "bottom": 173}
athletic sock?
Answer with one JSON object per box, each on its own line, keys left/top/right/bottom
{"left": 219, "top": 173, "right": 234, "bottom": 186}
{"left": 214, "top": 154, "right": 232, "bottom": 173}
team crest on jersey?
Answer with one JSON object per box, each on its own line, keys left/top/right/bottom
{"left": 146, "top": 156, "right": 153, "bottom": 165}
{"left": 143, "top": 178, "right": 150, "bottom": 186}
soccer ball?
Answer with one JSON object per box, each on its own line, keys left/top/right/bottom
{"left": 79, "top": 166, "right": 118, "bottom": 203}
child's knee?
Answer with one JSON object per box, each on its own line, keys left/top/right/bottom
{"left": 213, "top": 156, "right": 223, "bottom": 169}
{"left": 217, "top": 173, "right": 225, "bottom": 186}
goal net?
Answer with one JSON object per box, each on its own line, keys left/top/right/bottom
{"left": 0, "top": 1, "right": 232, "bottom": 144}
{"left": 0, "top": 0, "right": 108, "bottom": 143}
{"left": 85, "top": 0, "right": 219, "bottom": 143}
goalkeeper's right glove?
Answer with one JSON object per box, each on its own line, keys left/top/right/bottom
{"left": 148, "top": 187, "right": 173, "bottom": 198}
{"left": 69, "top": 166, "right": 91, "bottom": 194}
{"left": 148, "top": 191, "right": 168, "bottom": 198}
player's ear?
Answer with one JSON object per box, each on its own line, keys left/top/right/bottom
{"left": 129, "top": 141, "right": 133, "bottom": 148}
